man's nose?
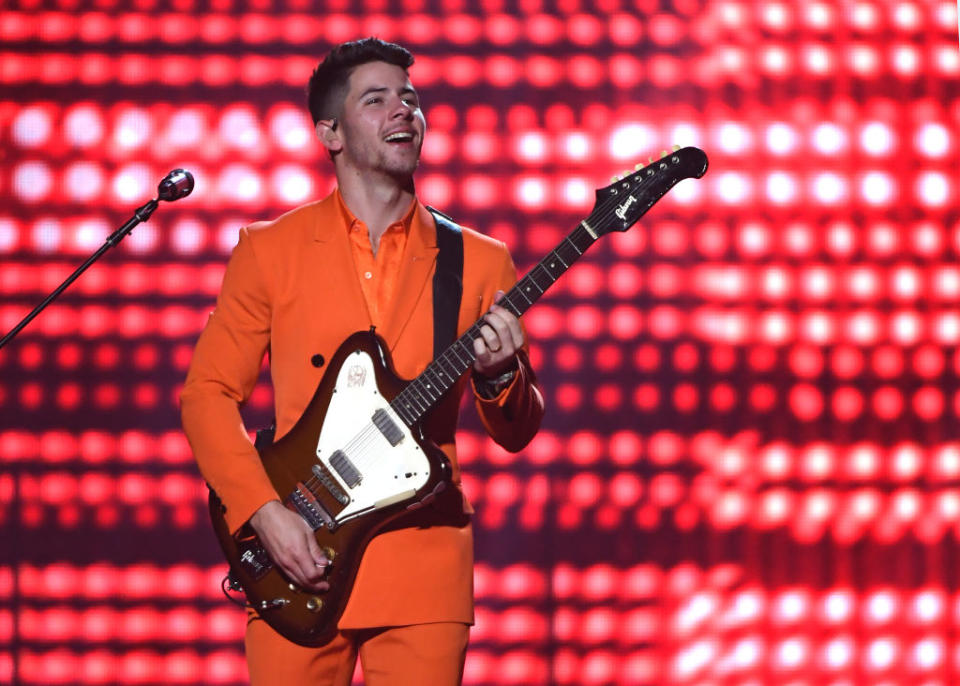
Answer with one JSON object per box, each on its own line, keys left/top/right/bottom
{"left": 390, "top": 99, "right": 414, "bottom": 119}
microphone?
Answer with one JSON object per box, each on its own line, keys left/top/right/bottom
{"left": 157, "top": 168, "right": 195, "bottom": 201}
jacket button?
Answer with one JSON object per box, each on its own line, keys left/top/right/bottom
{"left": 311, "top": 354, "right": 325, "bottom": 368}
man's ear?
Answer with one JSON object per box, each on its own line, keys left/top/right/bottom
{"left": 316, "top": 119, "right": 342, "bottom": 154}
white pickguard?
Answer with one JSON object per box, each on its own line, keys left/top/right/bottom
{"left": 315, "top": 350, "right": 430, "bottom": 524}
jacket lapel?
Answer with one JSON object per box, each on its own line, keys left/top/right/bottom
{"left": 308, "top": 195, "right": 373, "bottom": 336}
{"left": 380, "top": 203, "right": 438, "bottom": 351}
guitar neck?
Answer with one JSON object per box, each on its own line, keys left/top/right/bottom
{"left": 390, "top": 222, "right": 598, "bottom": 426}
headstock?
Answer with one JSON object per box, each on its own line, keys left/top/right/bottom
{"left": 589, "top": 145, "right": 709, "bottom": 235}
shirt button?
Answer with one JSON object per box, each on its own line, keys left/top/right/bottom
{"left": 364, "top": 271, "right": 373, "bottom": 279}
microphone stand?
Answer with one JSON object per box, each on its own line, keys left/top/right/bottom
{"left": 0, "top": 169, "right": 193, "bottom": 350}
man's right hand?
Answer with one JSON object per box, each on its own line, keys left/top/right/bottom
{"left": 248, "top": 500, "right": 331, "bottom": 592}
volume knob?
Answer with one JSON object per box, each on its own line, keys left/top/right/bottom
{"left": 306, "top": 597, "right": 324, "bottom": 613}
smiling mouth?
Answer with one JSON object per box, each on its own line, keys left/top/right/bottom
{"left": 384, "top": 132, "right": 415, "bottom": 143}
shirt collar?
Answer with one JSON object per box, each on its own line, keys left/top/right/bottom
{"left": 334, "top": 187, "right": 418, "bottom": 237}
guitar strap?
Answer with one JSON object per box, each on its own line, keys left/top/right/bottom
{"left": 427, "top": 206, "right": 464, "bottom": 358}
{"left": 251, "top": 207, "right": 464, "bottom": 452}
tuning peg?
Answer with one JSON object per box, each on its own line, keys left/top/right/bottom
{"left": 672, "top": 144, "right": 681, "bottom": 151}
{"left": 648, "top": 156, "right": 655, "bottom": 164}
{"left": 660, "top": 150, "right": 668, "bottom": 158}
{"left": 634, "top": 162, "right": 644, "bottom": 170}
{"left": 611, "top": 175, "right": 619, "bottom": 183}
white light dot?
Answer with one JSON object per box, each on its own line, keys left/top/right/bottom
{"left": 517, "top": 132, "right": 547, "bottom": 161}
{"left": 13, "top": 162, "right": 53, "bottom": 203}
{"left": 125, "top": 223, "right": 158, "bottom": 254}
{"left": 891, "top": 44, "right": 920, "bottom": 76}
{"left": 812, "top": 172, "right": 846, "bottom": 204}
{"left": 0, "top": 219, "right": 18, "bottom": 253}
{"left": 716, "top": 172, "right": 750, "bottom": 204}
{"left": 165, "top": 110, "right": 205, "bottom": 149}
{"left": 766, "top": 172, "right": 796, "bottom": 204}
{"left": 609, "top": 124, "right": 655, "bottom": 160}
{"left": 850, "top": 2, "right": 879, "bottom": 30}
{"left": 563, "top": 132, "right": 590, "bottom": 159}
{"left": 220, "top": 107, "right": 262, "bottom": 150}
{"left": 812, "top": 123, "right": 846, "bottom": 154}
{"left": 762, "top": 46, "right": 789, "bottom": 74}
{"left": 913, "top": 591, "right": 942, "bottom": 623}
{"left": 935, "top": 45, "right": 960, "bottom": 75}
{"left": 867, "top": 638, "right": 897, "bottom": 670}
{"left": 914, "top": 637, "right": 942, "bottom": 669}
{"left": 868, "top": 592, "right": 897, "bottom": 623}
{"left": 916, "top": 123, "right": 949, "bottom": 157}
{"left": 64, "top": 105, "right": 104, "bottom": 148}
{"left": 171, "top": 218, "right": 206, "bottom": 255}
{"left": 517, "top": 178, "right": 547, "bottom": 208}
{"left": 892, "top": 2, "right": 921, "bottom": 30}
{"left": 805, "top": 3, "right": 833, "bottom": 29}
{"left": 562, "top": 178, "right": 589, "bottom": 206}
{"left": 717, "top": 122, "right": 751, "bottom": 154}
{"left": 114, "top": 109, "right": 152, "bottom": 150}
{"left": 32, "top": 218, "right": 62, "bottom": 253}
{"left": 766, "top": 123, "right": 797, "bottom": 155}
{"left": 917, "top": 172, "right": 949, "bottom": 207}
{"left": 12, "top": 106, "right": 53, "bottom": 148}
{"left": 891, "top": 310, "right": 922, "bottom": 345}
{"left": 804, "top": 44, "right": 832, "bottom": 74}
{"left": 825, "top": 637, "right": 853, "bottom": 668}
{"left": 74, "top": 219, "right": 109, "bottom": 251}
{"left": 269, "top": 107, "right": 311, "bottom": 151}
{"left": 113, "top": 165, "right": 151, "bottom": 203}
{"left": 271, "top": 166, "right": 313, "bottom": 204}
{"left": 670, "top": 177, "right": 701, "bottom": 205}
{"left": 823, "top": 590, "right": 853, "bottom": 622}
{"left": 219, "top": 165, "right": 262, "bottom": 202}
{"left": 63, "top": 162, "right": 105, "bottom": 203}
{"left": 860, "top": 122, "right": 893, "bottom": 155}
{"left": 776, "top": 638, "right": 806, "bottom": 668}
{"left": 849, "top": 45, "right": 879, "bottom": 75}
{"left": 861, "top": 172, "right": 895, "bottom": 205}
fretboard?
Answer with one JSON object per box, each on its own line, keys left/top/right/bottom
{"left": 390, "top": 222, "right": 598, "bottom": 426}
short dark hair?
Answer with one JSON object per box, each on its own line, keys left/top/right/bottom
{"left": 306, "top": 38, "right": 415, "bottom": 125}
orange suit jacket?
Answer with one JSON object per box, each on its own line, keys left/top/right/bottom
{"left": 181, "top": 190, "right": 544, "bottom": 629}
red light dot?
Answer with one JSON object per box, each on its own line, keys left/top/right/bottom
{"left": 913, "top": 345, "right": 945, "bottom": 378}
{"left": 673, "top": 383, "right": 699, "bottom": 412}
{"left": 831, "top": 345, "right": 864, "bottom": 378}
{"left": 833, "top": 387, "right": 865, "bottom": 421}
{"left": 873, "top": 387, "right": 904, "bottom": 420}
{"left": 789, "top": 345, "right": 824, "bottom": 377}
{"left": 709, "top": 383, "right": 737, "bottom": 412}
{"left": 914, "top": 387, "right": 944, "bottom": 420}
{"left": 789, "top": 384, "right": 824, "bottom": 421}
{"left": 594, "top": 384, "right": 622, "bottom": 411}
{"left": 555, "top": 384, "right": 582, "bottom": 411}
{"left": 672, "top": 343, "right": 699, "bottom": 372}
{"left": 709, "top": 345, "right": 737, "bottom": 372}
{"left": 632, "top": 383, "right": 660, "bottom": 411}
{"left": 633, "top": 343, "right": 660, "bottom": 371}
{"left": 872, "top": 345, "right": 904, "bottom": 378}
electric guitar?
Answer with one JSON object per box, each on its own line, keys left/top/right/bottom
{"left": 208, "top": 146, "right": 709, "bottom": 646}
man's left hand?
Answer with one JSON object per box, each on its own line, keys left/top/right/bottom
{"left": 473, "top": 291, "right": 524, "bottom": 378}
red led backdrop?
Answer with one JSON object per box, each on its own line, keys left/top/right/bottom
{"left": 1, "top": 1, "right": 959, "bottom": 684}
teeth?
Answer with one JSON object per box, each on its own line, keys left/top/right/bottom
{"left": 385, "top": 132, "right": 413, "bottom": 142}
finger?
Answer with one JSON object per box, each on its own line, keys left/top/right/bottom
{"left": 483, "top": 311, "right": 516, "bottom": 355}
{"left": 477, "top": 323, "right": 502, "bottom": 354}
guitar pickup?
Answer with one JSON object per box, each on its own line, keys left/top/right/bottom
{"left": 372, "top": 408, "right": 404, "bottom": 446}
{"left": 330, "top": 450, "right": 362, "bottom": 488}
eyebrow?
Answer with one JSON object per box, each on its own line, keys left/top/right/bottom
{"left": 358, "top": 85, "right": 419, "bottom": 99}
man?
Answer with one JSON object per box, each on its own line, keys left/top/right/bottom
{"left": 180, "top": 38, "right": 544, "bottom": 685}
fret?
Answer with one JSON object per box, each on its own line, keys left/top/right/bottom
{"left": 550, "top": 250, "right": 568, "bottom": 269}
{"left": 414, "top": 376, "right": 438, "bottom": 403}
{"left": 563, "top": 235, "right": 583, "bottom": 255}
{"left": 515, "top": 286, "right": 534, "bottom": 306}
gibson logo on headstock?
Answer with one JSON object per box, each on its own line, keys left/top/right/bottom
{"left": 615, "top": 195, "right": 637, "bottom": 220}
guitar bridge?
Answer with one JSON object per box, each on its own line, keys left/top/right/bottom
{"left": 290, "top": 483, "right": 336, "bottom": 531}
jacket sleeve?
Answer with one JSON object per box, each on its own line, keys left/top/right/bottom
{"left": 469, "top": 244, "right": 545, "bottom": 452}
{"left": 180, "top": 227, "right": 280, "bottom": 534}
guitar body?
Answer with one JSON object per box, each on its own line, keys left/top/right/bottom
{"left": 208, "top": 330, "right": 452, "bottom": 647}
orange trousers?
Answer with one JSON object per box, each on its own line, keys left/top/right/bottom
{"left": 245, "top": 618, "right": 470, "bottom": 686}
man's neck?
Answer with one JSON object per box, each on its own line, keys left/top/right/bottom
{"left": 337, "top": 172, "right": 415, "bottom": 253}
